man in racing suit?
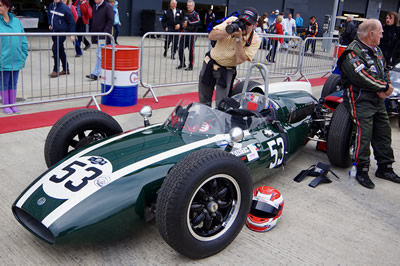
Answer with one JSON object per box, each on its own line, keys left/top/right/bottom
{"left": 176, "top": 0, "right": 200, "bottom": 71}
{"left": 338, "top": 19, "right": 400, "bottom": 189}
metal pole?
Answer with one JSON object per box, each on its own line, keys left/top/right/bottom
{"left": 329, "top": 0, "right": 340, "bottom": 38}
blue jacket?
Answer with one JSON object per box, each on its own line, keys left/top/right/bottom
{"left": 48, "top": 1, "right": 75, "bottom": 32}
{"left": 0, "top": 13, "right": 28, "bottom": 71}
{"left": 113, "top": 1, "right": 120, "bottom": 25}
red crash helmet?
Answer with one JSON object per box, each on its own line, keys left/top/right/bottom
{"left": 246, "top": 186, "right": 284, "bottom": 232}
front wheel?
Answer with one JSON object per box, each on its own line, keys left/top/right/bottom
{"left": 44, "top": 109, "right": 123, "bottom": 168}
{"left": 321, "top": 74, "right": 341, "bottom": 99}
{"left": 156, "top": 149, "right": 252, "bottom": 259}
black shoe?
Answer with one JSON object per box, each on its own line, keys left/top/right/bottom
{"left": 84, "top": 44, "right": 91, "bottom": 50}
{"left": 86, "top": 74, "right": 98, "bottom": 80}
{"left": 163, "top": 50, "right": 167, "bottom": 57}
{"left": 356, "top": 171, "right": 375, "bottom": 189}
{"left": 176, "top": 64, "right": 186, "bottom": 69}
{"left": 75, "top": 54, "right": 82, "bottom": 58}
{"left": 376, "top": 165, "right": 400, "bottom": 183}
{"left": 184, "top": 66, "right": 193, "bottom": 71}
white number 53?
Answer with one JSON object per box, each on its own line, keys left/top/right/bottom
{"left": 267, "top": 137, "right": 284, "bottom": 168}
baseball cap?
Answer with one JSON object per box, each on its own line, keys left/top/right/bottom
{"left": 239, "top": 7, "right": 259, "bottom": 25}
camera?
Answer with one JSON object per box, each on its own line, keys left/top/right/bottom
{"left": 225, "top": 19, "right": 246, "bottom": 34}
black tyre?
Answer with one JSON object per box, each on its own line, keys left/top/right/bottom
{"left": 231, "top": 80, "right": 263, "bottom": 96}
{"left": 321, "top": 74, "right": 341, "bottom": 98}
{"left": 327, "top": 103, "right": 353, "bottom": 167}
{"left": 156, "top": 149, "right": 252, "bottom": 259}
{"left": 44, "top": 108, "right": 122, "bottom": 168}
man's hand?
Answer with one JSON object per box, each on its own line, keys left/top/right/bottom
{"left": 231, "top": 28, "right": 242, "bottom": 38}
{"left": 377, "top": 83, "right": 394, "bottom": 99}
{"left": 183, "top": 21, "right": 188, "bottom": 29}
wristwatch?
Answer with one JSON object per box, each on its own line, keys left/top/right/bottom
{"left": 235, "top": 37, "right": 241, "bottom": 43}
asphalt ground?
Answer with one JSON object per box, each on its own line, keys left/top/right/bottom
{"left": 1, "top": 37, "right": 400, "bottom": 265}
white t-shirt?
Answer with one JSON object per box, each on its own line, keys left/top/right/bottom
{"left": 283, "top": 18, "right": 296, "bottom": 35}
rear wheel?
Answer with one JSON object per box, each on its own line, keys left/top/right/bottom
{"left": 156, "top": 149, "right": 252, "bottom": 259}
{"left": 321, "top": 74, "right": 341, "bottom": 98}
{"left": 327, "top": 103, "right": 354, "bottom": 167}
{"left": 44, "top": 109, "right": 122, "bottom": 168}
{"left": 231, "top": 80, "right": 263, "bottom": 96}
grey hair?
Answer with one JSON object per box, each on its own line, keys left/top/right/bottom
{"left": 358, "top": 19, "right": 381, "bottom": 39}
{"left": 347, "top": 15, "right": 354, "bottom": 20}
{"left": 187, "top": 0, "right": 195, "bottom": 5}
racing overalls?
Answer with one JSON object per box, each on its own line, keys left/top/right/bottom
{"left": 337, "top": 37, "right": 394, "bottom": 169}
{"left": 177, "top": 10, "right": 200, "bottom": 68}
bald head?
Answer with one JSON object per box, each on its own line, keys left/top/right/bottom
{"left": 358, "top": 19, "right": 383, "bottom": 47}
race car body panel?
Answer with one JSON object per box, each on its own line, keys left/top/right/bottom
{"left": 13, "top": 89, "right": 317, "bottom": 244}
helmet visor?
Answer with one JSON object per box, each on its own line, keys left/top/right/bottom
{"left": 249, "top": 199, "right": 279, "bottom": 218}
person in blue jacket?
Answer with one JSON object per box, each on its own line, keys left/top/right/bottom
{"left": 0, "top": 0, "right": 28, "bottom": 114}
{"left": 48, "top": 0, "right": 76, "bottom": 78}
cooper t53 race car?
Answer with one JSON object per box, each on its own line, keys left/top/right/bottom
{"left": 12, "top": 64, "right": 350, "bottom": 259}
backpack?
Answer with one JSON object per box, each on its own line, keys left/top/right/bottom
{"left": 268, "top": 23, "right": 277, "bottom": 34}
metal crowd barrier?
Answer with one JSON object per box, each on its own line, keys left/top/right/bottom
{"left": 237, "top": 33, "right": 303, "bottom": 81}
{"left": 140, "top": 32, "right": 314, "bottom": 101}
{"left": 298, "top": 36, "right": 339, "bottom": 81}
{"left": 140, "top": 32, "right": 210, "bottom": 102}
{"left": 0, "top": 32, "right": 115, "bottom": 110}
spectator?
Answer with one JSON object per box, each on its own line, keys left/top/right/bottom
{"left": 340, "top": 15, "right": 357, "bottom": 45}
{"left": 268, "top": 9, "right": 277, "bottom": 26}
{"left": 266, "top": 15, "right": 283, "bottom": 63}
{"left": 337, "top": 18, "right": 400, "bottom": 189}
{"left": 109, "top": 0, "right": 121, "bottom": 45}
{"left": 48, "top": 0, "right": 76, "bottom": 78}
{"left": 0, "top": 0, "right": 28, "bottom": 114}
{"left": 176, "top": 0, "right": 200, "bottom": 71}
{"left": 85, "top": 0, "right": 114, "bottom": 81}
{"left": 295, "top": 13, "right": 304, "bottom": 35}
{"left": 255, "top": 16, "right": 266, "bottom": 49}
{"left": 204, "top": 8, "right": 215, "bottom": 29}
{"left": 379, "top": 11, "right": 400, "bottom": 68}
{"left": 73, "top": 0, "right": 92, "bottom": 51}
{"left": 304, "top": 16, "right": 318, "bottom": 55}
{"left": 284, "top": 13, "right": 296, "bottom": 36}
{"left": 162, "top": 0, "right": 183, "bottom": 59}
{"left": 63, "top": 0, "right": 81, "bottom": 57}
{"left": 262, "top": 12, "right": 269, "bottom": 31}
{"left": 198, "top": 7, "right": 261, "bottom": 107}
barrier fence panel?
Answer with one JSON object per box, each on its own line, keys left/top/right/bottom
{"left": 0, "top": 32, "right": 116, "bottom": 110}
{"left": 140, "top": 32, "right": 210, "bottom": 102}
{"left": 298, "top": 36, "right": 339, "bottom": 81}
{"left": 236, "top": 34, "right": 303, "bottom": 81}
{"left": 140, "top": 32, "right": 307, "bottom": 102}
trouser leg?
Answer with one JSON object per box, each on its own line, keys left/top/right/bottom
{"left": 52, "top": 36, "right": 60, "bottom": 72}
{"left": 215, "top": 68, "right": 235, "bottom": 108}
{"left": 58, "top": 36, "right": 68, "bottom": 71}
{"left": 178, "top": 36, "right": 185, "bottom": 66}
{"left": 371, "top": 103, "right": 395, "bottom": 165}
{"left": 198, "top": 61, "right": 215, "bottom": 106}
{"left": 188, "top": 35, "right": 195, "bottom": 67}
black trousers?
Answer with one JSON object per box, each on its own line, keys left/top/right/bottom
{"left": 164, "top": 32, "right": 179, "bottom": 55}
{"left": 76, "top": 17, "right": 90, "bottom": 47}
{"left": 178, "top": 35, "right": 196, "bottom": 67}
{"left": 52, "top": 36, "right": 68, "bottom": 72}
{"left": 305, "top": 39, "right": 316, "bottom": 54}
{"left": 266, "top": 39, "right": 279, "bottom": 62}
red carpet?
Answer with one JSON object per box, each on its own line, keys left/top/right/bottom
{"left": 0, "top": 92, "right": 199, "bottom": 134}
{"left": 0, "top": 77, "right": 328, "bottom": 134}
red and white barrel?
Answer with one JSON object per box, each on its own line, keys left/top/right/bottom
{"left": 101, "top": 45, "right": 139, "bottom": 106}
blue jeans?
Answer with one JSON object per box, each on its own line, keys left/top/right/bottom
{"left": 92, "top": 45, "right": 102, "bottom": 76}
{"left": 0, "top": 71, "right": 19, "bottom": 91}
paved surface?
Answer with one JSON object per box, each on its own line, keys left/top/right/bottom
{"left": 1, "top": 37, "right": 400, "bottom": 264}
